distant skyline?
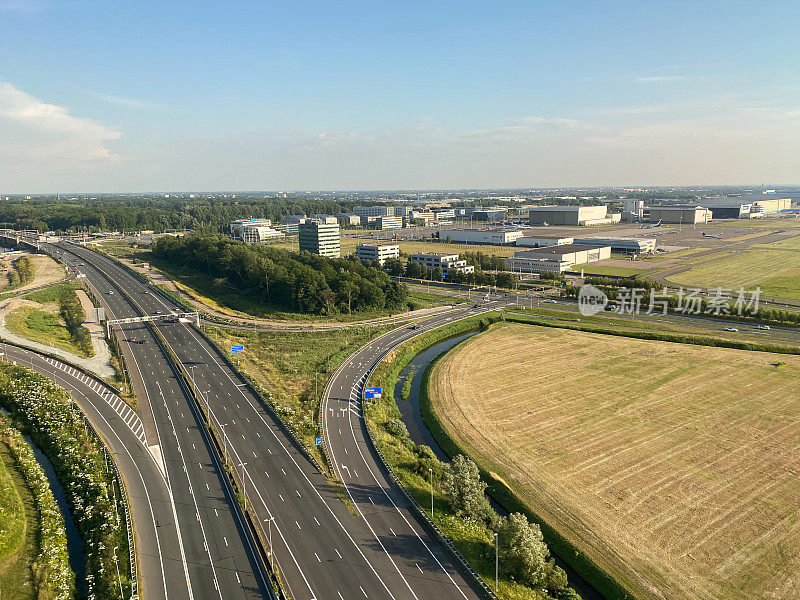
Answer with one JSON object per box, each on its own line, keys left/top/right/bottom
{"left": 1, "top": 0, "right": 799, "bottom": 193}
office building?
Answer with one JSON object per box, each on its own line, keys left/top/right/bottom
{"left": 353, "top": 206, "right": 395, "bottom": 219}
{"left": 239, "top": 225, "right": 285, "bottom": 244}
{"left": 298, "top": 221, "right": 341, "bottom": 258}
{"left": 229, "top": 218, "right": 272, "bottom": 236}
{"left": 335, "top": 213, "right": 361, "bottom": 226}
{"left": 371, "top": 216, "right": 403, "bottom": 230}
{"left": 408, "top": 253, "right": 474, "bottom": 274}
{"left": 355, "top": 244, "right": 399, "bottom": 266}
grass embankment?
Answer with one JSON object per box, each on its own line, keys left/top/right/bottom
{"left": 204, "top": 325, "right": 388, "bottom": 465}
{"left": 5, "top": 283, "right": 94, "bottom": 358}
{"left": 570, "top": 264, "right": 651, "bottom": 277}
{"left": 0, "top": 363, "right": 131, "bottom": 600}
{"left": 0, "top": 420, "right": 73, "bottom": 600}
{"left": 364, "top": 313, "right": 583, "bottom": 600}
{"left": 667, "top": 248, "right": 800, "bottom": 299}
{"left": 427, "top": 323, "right": 800, "bottom": 600}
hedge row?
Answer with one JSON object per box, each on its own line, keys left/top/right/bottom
{"left": 0, "top": 364, "right": 131, "bottom": 600}
{"left": 0, "top": 421, "right": 74, "bottom": 600}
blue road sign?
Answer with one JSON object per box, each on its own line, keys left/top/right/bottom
{"left": 315, "top": 437, "right": 324, "bottom": 446}
{"left": 365, "top": 386, "right": 382, "bottom": 399}
{"left": 441, "top": 272, "right": 446, "bottom": 280}
{"left": 231, "top": 345, "right": 244, "bottom": 353}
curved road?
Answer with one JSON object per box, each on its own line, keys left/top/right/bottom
{"left": 54, "top": 239, "right": 501, "bottom": 600}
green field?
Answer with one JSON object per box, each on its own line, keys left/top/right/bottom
{"left": 0, "top": 440, "right": 37, "bottom": 600}
{"left": 668, "top": 248, "right": 800, "bottom": 299}
{"left": 755, "top": 234, "right": 800, "bottom": 250}
{"left": 5, "top": 306, "right": 93, "bottom": 358}
{"left": 571, "top": 264, "right": 650, "bottom": 277}
{"left": 205, "top": 325, "right": 386, "bottom": 463}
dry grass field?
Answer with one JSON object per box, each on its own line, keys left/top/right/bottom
{"left": 429, "top": 323, "right": 800, "bottom": 600}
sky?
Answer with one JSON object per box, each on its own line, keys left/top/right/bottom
{"left": 1, "top": 0, "right": 799, "bottom": 193}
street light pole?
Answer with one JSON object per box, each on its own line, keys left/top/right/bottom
{"left": 113, "top": 546, "right": 124, "bottom": 600}
{"left": 221, "top": 423, "right": 228, "bottom": 466}
{"left": 429, "top": 467, "right": 434, "bottom": 519}
{"left": 494, "top": 532, "right": 499, "bottom": 590}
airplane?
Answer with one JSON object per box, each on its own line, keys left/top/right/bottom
{"left": 640, "top": 220, "right": 662, "bottom": 229}
{"left": 702, "top": 232, "right": 723, "bottom": 239}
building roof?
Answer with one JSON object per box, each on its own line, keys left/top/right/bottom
{"left": 514, "top": 244, "right": 607, "bottom": 256}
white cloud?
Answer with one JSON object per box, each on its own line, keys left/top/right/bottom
{"left": 0, "top": 81, "right": 121, "bottom": 174}
{"left": 92, "top": 92, "right": 164, "bottom": 110}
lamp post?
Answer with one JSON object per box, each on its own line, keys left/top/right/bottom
{"left": 265, "top": 516, "right": 275, "bottom": 571}
{"left": 429, "top": 467, "right": 434, "bottom": 519}
{"left": 188, "top": 365, "right": 196, "bottom": 391}
{"left": 221, "top": 423, "right": 228, "bottom": 466}
{"left": 494, "top": 532, "right": 499, "bottom": 590}
{"left": 113, "top": 546, "right": 124, "bottom": 600}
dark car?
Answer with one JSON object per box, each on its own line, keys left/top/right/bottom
{"left": 127, "top": 337, "right": 146, "bottom": 344}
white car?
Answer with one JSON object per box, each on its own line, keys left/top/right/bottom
{"left": 756, "top": 324, "right": 771, "bottom": 330}
{"left": 724, "top": 327, "right": 739, "bottom": 332}
{"left": 106, "top": 290, "right": 114, "bottom": 295}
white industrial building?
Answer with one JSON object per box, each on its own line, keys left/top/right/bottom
{"left": 507, "top": 244, "right": 611, "bottom": 273}
{"left": 696, "top": 195, "right": 792, "bottom": 218}
{"left": 529, "top": 205, "right": 621, "bottom": 226}
{"left": 356, "top": 244, "right": 400, "bottom": 266}
{"left": 410, "top": 211, "right": 435, "bottom": 225}
{"left": 408, "top": 253, "right": 474, "bottom": 274}
{"left": 573, "top": 237, "right": 656, "bottom": 254}
{"left": 335, "top": 213, "right": 361, "bottom": 226}
{"left": 298, "top": 221, "right": 341, "bottom": 258}
{"left": 438, "top": 229, "right": 523, "bottom": 245}
{"left": 516, "top": 235, "right": 574, "bottom": 248}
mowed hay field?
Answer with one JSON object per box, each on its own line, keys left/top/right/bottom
{"left": 667, "top": 248, "right": 800, "bottom": 300}
{"left": 429, "top": 323, "right": 800, "bottom": 600}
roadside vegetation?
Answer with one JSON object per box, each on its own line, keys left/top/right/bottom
{"left": 0, "top": 419, "right": 73, "bottom": 600}
{"left": 152, "top": 234, "right": 407, "bottom": 316}
{"left": 364, "top": 313, "right": 582, "bottom": 600}
{"left": 5, "top": 283, "right": 94, "bottom": 358}
{"left": 3, "top": 256, "right": 36, "bottom": 291}
{"left": 204, "top": 324, "right": 388, "bottom": 465}
{"left": 427, "top": 323, "right": 800, "bottom": 600}
{"left": 0, "top": 363, "right": 132, "bottom": 600}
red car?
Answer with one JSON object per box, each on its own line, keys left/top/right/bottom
{"left": 127, "top": 337, "right": 146, "bottom": 344}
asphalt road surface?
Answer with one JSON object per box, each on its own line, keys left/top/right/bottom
{"left": 53, "top": 240, "right": 498, "bottom": 600}
{"left": 44, "top": 241, "right": 272, "bottom": 600}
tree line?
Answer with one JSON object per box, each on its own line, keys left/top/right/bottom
{"left": 382, "top": 257, "right": 518, "bottom": 288}
{"left": 152, "top": 234, "right": 407, "bottom": 315}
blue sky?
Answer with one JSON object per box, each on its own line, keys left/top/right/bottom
{"left": 1, "top": 0, "right": 799, "bottom": 192}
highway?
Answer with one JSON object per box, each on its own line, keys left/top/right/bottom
{"left": 1, "top": 343, "right": 191, "bottom": 600}
{"left": 44, "top": 242, "right": 272, "bottom": 600}
{"left": 51, "top": 240, "right": 499, "bottom": 600}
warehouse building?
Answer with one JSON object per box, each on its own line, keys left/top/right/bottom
{"left": 408, "top": 253, "right": 474, "bottom": 274}
{"left": 528, "top": 205, "right": 620, "bottom": 226}
{"left": 648, "top": 206, "right": 712, "bottom": 224}
{"left": 355, "top": 244, "right": 399, "bottom": 266}
{"left": 239, "top": 225, "right": 285, "bottom": 244}
{"left": 298, "top": 221, "right": 341, "bottom": 258}
{"left": 697, "top": 195, "right": 793, "bottom": 218}
{"left": 438, "top": 229, "right": 523, "bottom": 245}
{"left": 511, "top": 243, "right": 611, "bottom": 265}
{"left": 573, "top": 237, "right": 656, "bottom": 254}
{"left": 516, "top": 235, "right": 574, "bottom": 247}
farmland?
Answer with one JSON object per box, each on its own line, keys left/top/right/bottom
{"left": 667, "top": 248, "right": 800, "bottom": 299}
{"left": 428, "top": 323, "right": 800, "bottom": 600}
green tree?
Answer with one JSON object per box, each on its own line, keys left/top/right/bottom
{"left": 497, "top": 512, "right": 550, "bottom": 587}
{"left": 441, "top": 454, "right": 490, "bottom": 519}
